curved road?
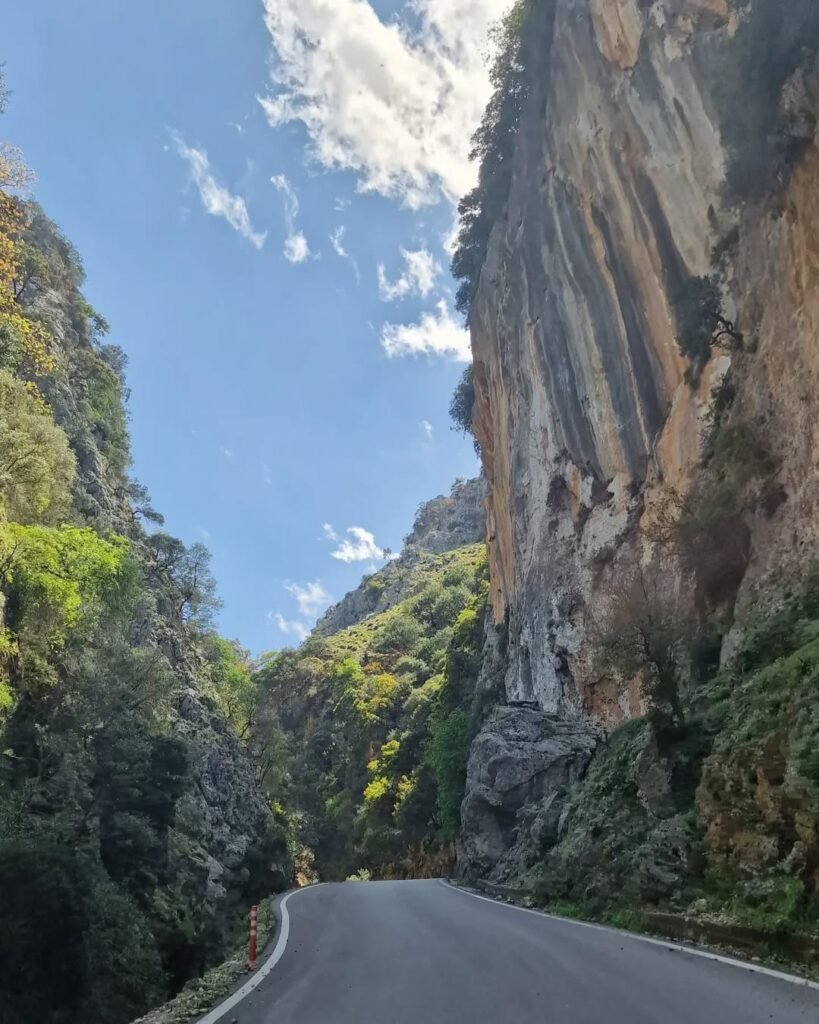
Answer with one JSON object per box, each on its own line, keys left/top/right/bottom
{"left": 208, "top": 880, "right": 819, "bottom": 1023}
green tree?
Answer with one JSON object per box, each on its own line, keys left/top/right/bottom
{"left": 202, "top": 635, "right": 257, "bottom": 739}
{"left": 0, "top": 369, "right": 75, "bottom": 523}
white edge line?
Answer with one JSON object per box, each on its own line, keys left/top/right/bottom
{"left": 196, "top": 885, "right": 322, "bottom": 1024}
{"left": 442, "top": 881, "right": 819, "bottom": 992}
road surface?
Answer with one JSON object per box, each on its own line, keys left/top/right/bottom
{"left": 208, "top": 879, "right": 819, "bottom": 1023}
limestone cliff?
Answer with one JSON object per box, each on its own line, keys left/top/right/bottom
{"left": 461, "top": 0, "right": 819, "bottom": 881}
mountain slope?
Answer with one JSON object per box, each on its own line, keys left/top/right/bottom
{"left": 252, "top": 481, "right": 491, "bottom": 881}
{"left": 0, "top": 96, "right": 288, "bottom": 1024}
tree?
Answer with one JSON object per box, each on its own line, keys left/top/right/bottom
{"left": 202, "top": 635, "right": 256, "bottom": 738}
{"left": 0, "top": 369, "right": 75, "bottom": 524}
{"left": 0, "top": 840, "right": 165, "bottom": 1024}
{"left": 672, "top": 275, "right": 742, "bottom": 369}
{"left": 592, "top": 565, "right": 691, "bottom": 739}
{"left": 0, "top": 142, "right": 54, "bottom": 380}
{"left": 449, "top": 364, "right": 479, "bottom": 454}
{"left": 124, "top": 480, "right": 165, "bottom": 526}
{"left": 145, "top": 534, "right": 221, "bottom": 628}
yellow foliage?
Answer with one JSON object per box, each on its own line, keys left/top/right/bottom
{"left": 363, "top": 776, "right": 390, "bottom": 803}
{"left": 0, "top": 143, "right": 55, "bottom": 378}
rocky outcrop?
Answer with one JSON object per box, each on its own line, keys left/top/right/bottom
{"left": 460, "top": 706, "right": 595, "bottom": 881}
{"left": 315, "top": 477, "right": 486, "bottom": 635}
{"left": 402, "top": 477, "right": 486, "bottom": 555}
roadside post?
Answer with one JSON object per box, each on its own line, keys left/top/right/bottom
{"left": 248, "top": 905, "right": 258, "bottom": 971}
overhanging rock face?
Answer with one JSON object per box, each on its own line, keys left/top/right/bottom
{"left": 471, "top": 0, "right": 732, "bottom": 719}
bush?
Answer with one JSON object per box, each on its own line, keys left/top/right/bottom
{"left": 430, "top": 585, "right": 472, "bottom": 630}
{"left": 371, "top": 615, "right": 423, "bottom": 654}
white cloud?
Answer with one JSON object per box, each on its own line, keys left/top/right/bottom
{"left": 322, "top": 523, "right": 339, "bottom": 542}
{"left": 381, "top": 300, "right": 471, "bottom": 362}
{"left": 269, "top": 611, "right": 311, "bottom": 642}
{"left": 219, "top": 445, "right": 236, "bottom": 462}
{"left": 259, "top": 0, "right": 512, "bottom": 209}
{"left": 331, "top": 526, "right": 386, "bottom": 563}
{"left": 378, "top": 248, "right": 440, "bottom": 301}
{"left": 330, "top": 226, "right": 360, "bottom": 279}
{"left": 284, "top": 580, "right": 331, "bottom": 617}
{"left": 284, "top": 231, "right": 310, "bottom": 263}
{"left": 272, "top": 173, "right": 312, "bottom": 262}
{"left": 271, "top": 173, "right": 298, "bottom": 216}
{"left": 173, "top": 135, "right": 266, "bottom": 249}
{"left": 420, "top": 419, "right": 434, "bottom": 440}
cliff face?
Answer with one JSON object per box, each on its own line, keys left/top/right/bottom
{"left": 462, "top": 0, "right": 819, "bottom": 880}
{"left": 473, "top": 0, "right": 731, "bottom": 717}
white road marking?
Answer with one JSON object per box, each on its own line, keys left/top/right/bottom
{"left": 442, "top": 881, "right": 819, "bottom": 992}
{"left": 197, "top": 885, "right": 322, "bottom": 1024}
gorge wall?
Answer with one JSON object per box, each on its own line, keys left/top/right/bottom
{"left": 461, "top": 0, "right": 819, "bottom": 890}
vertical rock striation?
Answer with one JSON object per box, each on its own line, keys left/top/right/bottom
{"left": 472, "top": 0, "right": 731, "bottom": 716}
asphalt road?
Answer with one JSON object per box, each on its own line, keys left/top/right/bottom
{"left": 210, "top": 879, "right": 819, "bottom": 1024}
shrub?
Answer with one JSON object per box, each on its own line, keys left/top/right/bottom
{"left": 371, "top": 614, "right": 423, "bottom": 654}
{"left": 430, "top": 585, "right": 472, "bottom": 630}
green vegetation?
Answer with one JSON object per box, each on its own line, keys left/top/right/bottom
{"left": 451, "top": 0, "right": 557, "bottom": 317}
{"left": 541, "top": 569, "right": 819, "bottom": 940}
{"left": 717, "top": 0, "right": 819, "bottom": 203}
{"left": 0, "top": 73, "right": 288, "bottom": 1024}
{"left": 449, "top": 364, "right": 481, "bottom": 455}
{"left": 251, "top": 543, "right": 489, "bottom": 880}
{"left": 671, "top": 274, "right": 742, "bottom": 373}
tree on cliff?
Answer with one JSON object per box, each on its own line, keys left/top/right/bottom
{"left": 592, "top": 565, "right": 692, "bottom": 740}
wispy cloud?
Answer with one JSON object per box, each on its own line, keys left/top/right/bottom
{"left": 284, "top": 580, "right": 331, "bottom": 617}
{"left": 219, "top": 445, "right": 236, "bottom": 462}
{"left": 268, "top": 610, "right": 311, "bottom": 642}
{"left": 377, "top": 248, "right": 440, "bottom": 302}
{"left": 331, "top": 526, "right": 387, "bottom": 563}
{"left": 322, "top": 523, "right": 338, "bottom": 542}
{"left": 330, "top": 226, "right": 360, "bottom": 279}
{"left": 381, "top": 300, "right": 471, "bottom": 362}
{"left": 420, "top": 420, "right": 434, "bottom": 440}
{"left": 172, "top": 134, "right": 266, "bottom": 248}
{"left": 271, "top": 173, "right": 312, "bottom": 262}
{"left": 259, "top": 0, "right": 512, "bottom": 208}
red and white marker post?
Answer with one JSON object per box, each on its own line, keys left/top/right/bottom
{"left": 248, "top": 905, "right": 258, "bottom": 972}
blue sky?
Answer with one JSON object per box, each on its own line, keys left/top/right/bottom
{"left": 3, "top": 0, "right": 508, "bottom": 653}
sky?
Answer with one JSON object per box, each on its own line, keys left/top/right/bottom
{"left": 2, "top": 0, "right": 509, "bottom": 653}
